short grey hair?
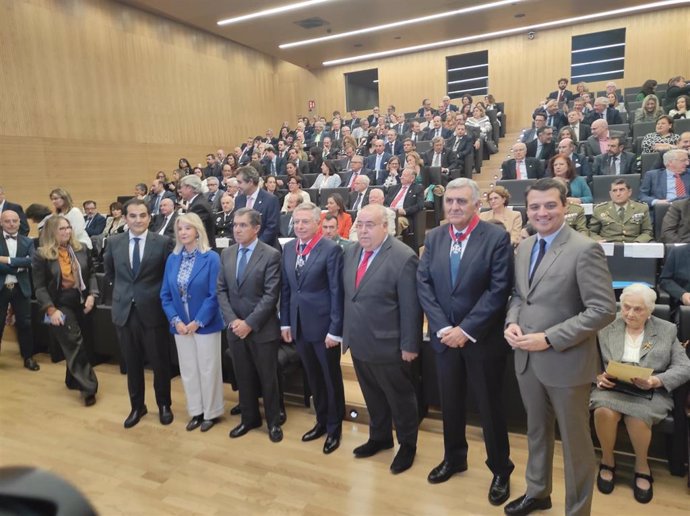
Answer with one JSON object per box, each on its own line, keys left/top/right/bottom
{"left": 206, "top": 176, "right": 219, "bottom": 186}
{"left": 292, "top": 201, "right": 321, "bottom": 222}
{"left": 356, "top": 175, "right": 371, "bottom": 187}
{"left": 179, "top": 174, "right": 202, "bottom": 193}
{"left": 234, "top": 207, "right": 261, "bottom": 227}
{"left": 360, "top": 203, "right": 388, "bottom": 227}
{"left": 431, "top": 136, "right": 445, "bottom": 146}
{"left": 445, "top": 178, "right": 481, "bottom": 203}
{"left": 620, "top": 283, "right": 657, "bottom": 312}
{"left": 663, "top": 148, "right": 688, "bottom": 166}
{"left": 595, "top": 96, "right": 609, "bottom": 107}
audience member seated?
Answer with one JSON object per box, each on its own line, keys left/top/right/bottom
{"left": 310, "top": 160, "right": 342, "bottom": 191}
{"left": 423, "top": 137, "right": 457, "bottom": 178}
{"left": 379, "top": 155, "right": 402, "bottom": 188}
{"left": 279, "top": 193, "right": 304, "bottom": 238}
{"left": 591, "top": 284, "right": 690, "bottom": 504}
{"left": 663, "top": 76, "right": 690, "bottom": 113}
{"left": 364, "top": 139, "right": 391, "bottom": 181}
{"left": 566, "top": 110, "right": 591, "bottom": 143}
{"left": 557, "top": 126, "right": 577, "bottom": 143}
{"left": 424, "top": 115, "right": 452, "bottom": 141}
{"left": 263, "top": 176, "right": 285, "bottom": 206}
{"left": 344, "top": 155, "right": 375, "bottom": 190}
{"left": 479, "top": 186, "right": 522, "bottom": 246}
{"left": 641, "top": 116, "right": 681, "bottom": 154}
{"left": 319, "top": 193, "right": 351, "bottom": 239}
{"left": 585, "top": 96, "right": 623, "bottom": 126}
{"left": 49, "top": 188, "right": 92, "bottom": 250}
{"left": 521, "top": 113, "right": 546, "bottom": 143}
{"left": 668, "top": 94, "right": 689, "bottom": 120}
{"left": 547, "top": 77, "right": 573, "bottom": 104}
{"left": 205, "top": 177, "right": 222, "bottom": 212}
{"left": 261, "top": 145, "right": 286, "bottom": 176}
{"left": 25, "top": 203, "right": 52, "bottom": 234}
{"left": 82, "top": 200, "right": 106, "bottom": 237}
{"left": 589, "top": 179, "right": 653, "bottom": 242}
{"left": 548, "top": 155, "right": 592, "bottom": 204}
{"left": 101, "top": 201, "right": 126, "bottom": 237}
{"left": 177, "top": 158, "right": 192, "bottom": 176}
{"left": 281, "top": 176, "right": 310, "bottom": 212}
{"left": 634, "top": 94, "right": 664, "bottom": 123}
{"left": 607, "top": 92, "right": 625, "bottom": 114}
{"left": 634, "top": 80, "right": 657, "bottom": 102}
{"left": 638, "top": 149, "right": 690, "bottom": 207}
{"left": 659, "top": 197, "right": 690, "bottom": 243}
{"left": 349, "top": 189, "right": 395, "bottom": 240}
{"left": 540, "top": 99, "right": 567, "bottom": 131}
{"left": 213, "top": 194, "right": 235, "bottom": 242}
{"left": 384, "top": 168, "right": 424, "bottom": 235}
{"left": 445, "top": 123, "right": 474, "bottom": 173}
{"left": 384, "top": 128, "right": 404, "bottom": 157}
{"left": 149, "top": 198, "right": 177, "bottom": 239}
{"left": 287, "top": 148, "right": 309, "bottom": 176}
{"left": 501, "top": 142, "right": 544, "bottom": 180}
{"left": 552, "top": 138, "right": 591, "bottom": 178}
{"left": 586, "top": 119, "right": 611, "bottom": 157}
{"left": 591, "top": 136, "right": 636, "bottom": 177}
{"left": 572, "top": 81, "right": 589, "bottom": 100}
{"left": 348, "top": 175, "right": 370, "bottom": 211}
{"left": 465, "top": 105, "right": 493, "bottom": 140}
{"left": 416, "top": 98, "right": 437, "bottom": 118}
{"left": 321, "top": 213, "right": 350, "bottom": 249}
{"left": 659, "top": 244, "right": 690, "bottom": 314}
{"left": 526, "top": 126, "right": 556, "bottom": 161}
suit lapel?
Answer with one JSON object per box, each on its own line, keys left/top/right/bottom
{"left": 528, "top": 227, "right": 569, "bottom": 293}
{"left": 639, "top": 318, "right": 658, "bottom": 362}
{"left": 298, "top": 239, "right": 322, "bottom": 286}
{"left": 187, "top": 250, "right": 206, "bottom": 285}
{"left": 239, "top": 242, "right": 261, "bottom": 287}
{"left": 356, "top": 238, "right": 391, "bottom": 292}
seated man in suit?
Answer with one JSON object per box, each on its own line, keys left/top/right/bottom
{"left": 384, "top": 169, "right": 424, "bottom": 235}
{"left": 424, "top": 115, "right": 452, "bottom": 141}
{"left": 566, "top": 110, "right": 590, "bottom": 143}
{"left": 309, "top": 121, "right": 328, "bottom": 147}
{"left": 547, "top": 77, "right": 573, "bottom": 104}
{"left": 384, "top": 129, "right": 404, "bottom": 157}
{"left": 416, "top": 98, "right": 437, "bottom": 117}
{"left": 279, "top": 193, "right": 303, "bottom": 238}
{"left": 445, "top": 124, "right": 474, "bottom": 177}
{"left": 234, "top": 166, "right": 281, "bottom": 247}
{"left": 589, "top": 179, "right": 653, "bottom": 242}
{"left": 660, "top": 198, "right": 690, "bottom": 243}
{"left": 424, "top": 137, "right": 458, "bottom": 177}
{"left": 149, "top": 198, "right": 177, "bottom": 238}
{"left": 349, "top": 175, "right": 370, "bottom": 211}
{"left": 83, "top": 200, "right": 106, "bottom": 237}
{"left": 344, "top": 156, "right": 375, "bottom": 190}
{"left": 205, "top": 177, "right": 223, "bottom": 212}
{"left": 526, "top": 126, "right": 555, "bottom": 161}
{"left": 521, "top": 113, "right": 546, "bottom": 144}
{"left": 148, "top": 179, "right": 176, "bottom": 216}
{"left": 364, "top": 140, "right": 391, "bottom": 183}
{"left": 591, "top": 136, "right": 636, "bottom": 177}
{"left": 287, "top": 147, "right": 310, "bottom": 177}
{"left": 585, "top": 119, "right": 610, "bottom": 157}
{"left": 260, "top": 145, "right": 286, "bottom": 176}
{"left": 405, "top": 120, "right": 425, "bottom": 144}
{"left": 541, "top": 100, "right": 567, "bottom": 132}
{"left": 639, "top": 149, "right": 690, "bottom": 208}
{"left": 320, "top": 137, "right": 337, "bottom": 160}
{"left": 350, "top": 189, "right": 395, "bottom": 241}
{"left": 584, "top": 97, "right": 622, "bottom": 126}
{"left": 501, "top": 142, "right": 544, "bottom": 180}
{"left": 552, "top": 138, "right": 591, "bottom": 179}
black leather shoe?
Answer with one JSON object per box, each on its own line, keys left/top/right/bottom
{"left": 229, "top": 404, "right": 241, "bottom": 416}
{"left": 504, "top": 494, "right": 552, "bottom": 516}
{"left": 489, "top": 475, "right": 511, "bottom": 506}
{"left": 279, "top": 409, "right": 287, "bottom": 425}
{"left": 323, "top": 433, "right": 341, "bottom": 454}
{"left": 229, "top": 421, "right": 261, "bottom": 438}
{"left": 633, "top": 471, "right": 653, "bottom": 504}
{"left": 268, "top": 425, "right": 283, "bottom": 443}
{"left": 302, "top": 424, "right": 327, "bottom": 442}
{"left": 200, "top": 419, "right": 216, "bottom": 432}
{"left": 427, "top": 460, "right": 468, "bottom": 484}
{"left": 597, "top": 463, "right": 616, "bottom": 495}
{"left": 83, "top": 394, "right": 96, "bottom": 407}
{"left": 186, "top": 415, "right": 203, "bottom": 431}
{"left": 353, "top": 439, "right": 394, "bottom": 458}
{"left": 390, "top": 444, "right": 416, "bottom": 474}
{"left": 124, "top": 406, "right": 148, "bottom": 429}
{"left": 159, "top": 405, "right": 173, "bottom": 425}
{"left": 24, "top": 358, "right": 40, "bottom": 371}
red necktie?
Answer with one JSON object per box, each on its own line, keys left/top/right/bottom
{"left": 676, "top": 175, "right": 686, "bottom": 198}
{"left": 355, "top": 250, "right": 373, "bottom": 288}
{"left": 516, "top": 160, "right": 522, "bottom": 179}
{"left": 349, "top": 172, "right": 359, "bottom": 190}
{"left": 391, "top": 185, "right": 408, "bottom": 208}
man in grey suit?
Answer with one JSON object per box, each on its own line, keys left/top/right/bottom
{"left": 217, "top": 208, "right": 284, "bottom": 443}
{"left": 591, "top": 136, "right": 636, "bottom": 177}
{"left": 504, "top": 179, "right": 616, "bottom": 516}
{"left": 342, "top": 204, "right": 422, "bottom": 474}
{"left": 104, "top": 199, "right": 174, "bottom": 429}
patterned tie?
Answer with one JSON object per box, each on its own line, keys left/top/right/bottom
{"left": 349, "top": 172, "right": 359, "bottom": 191}
{"left": 131, "top": 237, "right": 141, "bottom": 277}
{"left": 355, "top": 251, "right": 373, "bottom": 288}
{"left": 529, "top": 239, "right": 547, "bottom": 285}
{"left": 236, "top": 248, "right": 249, "bottom": 284}
{"left": 295, "top": 243, "right": 306, "bottom": 279}
{"left": 675, "top": 174, "right": 687, "bottom": 198}
{"left": 450, "top": 232, "right": 462, "bottom": 285}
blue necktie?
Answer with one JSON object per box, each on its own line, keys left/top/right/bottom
{"left": 237, "top": 248, "right": 248, "bottom": 284}
{"left": 450, "top": 232, "right": 462, "bottom": 286}
{"left": 131, "top": 237, "right": 141, "bottom": 277}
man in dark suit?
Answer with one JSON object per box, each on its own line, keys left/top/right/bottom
{"left": 261, "top": 145, "right": 286, "bottom": 176}
{"left": 389, "top": 114, "right": 408, "bottom": 140}
{"left": 203, "top": 153, "right": 222, "bottom": 178}
{"left": 424, "top": 115, "right": 452, "bottom": 141}
{"left": 179, "top": 174, "right": 216, "bottom": 248}
{"left": 346, "top": 110, "right": 360, "bottom": 130}
{"left": 416, "top": 98, "right": 438, "bottom": 117}
{"left": 542, "top": 100, "right": 567, "bottom": 132}
{"left": 591, "top": 136, "right": 636, "bottom": 177}
{"left": 342, "top": 204, "right": 422, "bottom": 474}
{"left": 205, "top": 177, "right": 223, "bottom": 213}
{"left": 104, "top": 199, "right": 174, "bottom": 429}
{"left": 547, "top": 78, "right": 573, "bottom": 104}
{"left": 417, "top": 178, "right": 514, "bottom": 505}
{"left": 526, "top": 126, "right": 555, "bottom": 161}
{"left": 584, "top": 97, "right": 623, "bottom": 126}
{"left": 217, "top": 208, "right": 284, "bottom": 443}
{"left": 445, "top": 124, "right": 474, "bottom": 178}
{"left": 364, "top": 140, "right": 392, "bottom": 182}
{"left": 504, "top": 179, "right": 616, "bottom": 516}
{"left": 501, "top": 142, "right": 544, "bottom": 180}
{"left": 405, "top": 120, "right": 425, "bottom": 144}
{"left": 554, "top": 138, "right": 591, "bottom": 179}
{"left": 82, "top": 200, "right": 107, "bottom": 237}
{"left": 0, "top": 210, "right": 38, "bottom": 371}
{"left": 384, "top": 129, "right": 404, "bottom": 157}
{"left": 566, "top": 111, "right": 590, "bottom": 143}
{"left": 384, "top": 169, "right": 424, "bottom": 234}
{"left": 639, "top": 149, "right": 690, "bottom": 208}
{"left": 233, "top": 166, "right": 280, "bottom": 248}
{"left": 424, "top": 137, "right": 458, "bottom": 177}
{"left": 520, "top": 113, "right": 546, "bottom": 144}
{"left": 344, "top": 156, "right": 376, "bottom": 190}
{"left": 287, "top": 147, "right": 310, "bottom": 177}
{"left": 149, "top": 198, "right": 177, "bottom": 238}
{"left": 660, "top": 198, "right": 690, "bottom": 243}
{"left": 0, "top": 187, "right": 29, "bottom": 236}
{"left": 367, "top": 106, "right": 381, "bottom": 126}
{"left": 348, "top": 175, "right": 370, "bottom": 210}
{"left": 280, "top": 203, "right": 345, "bottom": 454}
{"left": 148, "top": 179, "right": 176, "bottom": 216}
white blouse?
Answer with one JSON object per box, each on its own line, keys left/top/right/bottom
{"left": 621, "top": 331, "right": 644, "bottom": 364}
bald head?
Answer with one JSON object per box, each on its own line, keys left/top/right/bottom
{"left": 557, "top": 138, "right": 575, "bottom": 155}
{"left": 591, "top": 119, "right": 609, "bottom": 138}
{"left": 678, "top": 131, "right": 690, "bottom": 151}
{"left": 0, "top": 209, "right": 20, "bottom": 235}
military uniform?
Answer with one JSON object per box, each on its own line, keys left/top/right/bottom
{"left": 214, "top": 210, "right": 234, "bottom": 240}
{"left": 588, "top": 200, "right": 653, "bottom": 242}
{"left": 564, "top": 203, "right": 589, "bottom": 236}
{"left": 331, "top": 235, "right": 351, "bottom": 249}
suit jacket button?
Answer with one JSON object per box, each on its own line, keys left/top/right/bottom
{"left": 526, "top": 301, "right": 532, "bottom": 305}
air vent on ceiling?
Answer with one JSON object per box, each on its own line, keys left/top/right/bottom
{"left": 294, "top": 17, "right": 329, "bottom": 30}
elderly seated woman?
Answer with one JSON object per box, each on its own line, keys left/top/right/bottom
{"left": 591, "top": 284, "right": 690, "bottom": 504}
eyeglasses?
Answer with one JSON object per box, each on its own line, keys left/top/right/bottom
{"left": 354, "top": 221, "right": 380, "bottom": 230}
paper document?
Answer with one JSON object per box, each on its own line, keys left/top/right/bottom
{"left": 606, "top": 361, "right": 653, "bottom": 384}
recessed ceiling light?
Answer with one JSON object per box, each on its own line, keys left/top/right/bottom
{"left": 279, "top": 0, "right": 521, "bottom": 49}
{"left": 217, "top": 0, "right": 333, "bottom": 26}
{"left": 323, "top": 0, "right": 688, "bottom": 66}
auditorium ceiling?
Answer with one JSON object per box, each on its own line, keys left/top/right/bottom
{"left": 117, "top": 0, "right": 682, "bottom": 69}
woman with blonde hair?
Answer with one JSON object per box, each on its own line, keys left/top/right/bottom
{"left": 634, "top": 94, "right": 664, "bottom": 123}
{"left": 160, "top": 213, "right": 225, "bottom": 432}
{"left": 32, "top": 215, "right": 99, "bottom": 405}
{"left": 49, "top": 188, "right": 92, "bottom": 249}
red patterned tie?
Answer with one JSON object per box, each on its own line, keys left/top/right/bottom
{"left": 355, "top": 251, "right": 373, "bottom": 288}
{"left": 390, "top": 185, "right": 408, "bottom": 208}
{"left": 675, "top": 174, "right": 686, "bottom": 198}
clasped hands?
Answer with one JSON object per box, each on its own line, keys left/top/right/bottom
{"left": 230, "top": 319, "right": 252, "bottom": 339}
{"left": 439, "top": 326, "right": 468, "bottom": 348}
{"left": 504, "top": 324, "right": 550, "bottom": 351}
{"left": 176, "top": 320, "right": 200, "bottom": 336}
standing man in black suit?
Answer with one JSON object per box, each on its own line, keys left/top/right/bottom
{"left": 0, "top": 187, "right": 29, "bottom": 236}
{"left": 547, "top": 78, "right": 573, "bottom": 105}
{"left": 501, "top": 143, "right": 544, "bottom": 180}
{"left": 0, "top": 210, "right": 39, "bottom": 371}
{"left": 82, "top": 201, "right": 106, "bottom": 237}
{"left": 104, "top": 199, "right": 173, "bottom": 428}
{"left": 526, "top": 126, "right": 556, "bottom": 161}
{"left": 233, "top": 166, "right": 280, "bottom": 248}
{"left": 417, "top": 178, "right": 514, "bottom": 506}
{"left": 280, "top": 202, "right": 345, "bottom": 454}
{"left": 384, "top": 169, "right": 424, "bottom": 235}
{"left": 179, "top": 175, "right": 216, "bottom": 248}
{"left": 342, "top": 204, "right": 422, "bottom": 474}
{"left": 218, "top": 208, "right": 284, "bottom": 443}
{"left": 446, "top": 124, "right": 475, "bottom": 178}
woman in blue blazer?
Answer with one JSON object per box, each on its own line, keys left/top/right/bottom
{"left": 161, "top": 213, "right": 225, "bottom": 432}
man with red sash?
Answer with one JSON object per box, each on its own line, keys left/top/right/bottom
{"left": 280, "top": 202, "right": 345, "bottom": 454}
{"left": 417, "top": 178, "right": 515, "bottom": 506}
